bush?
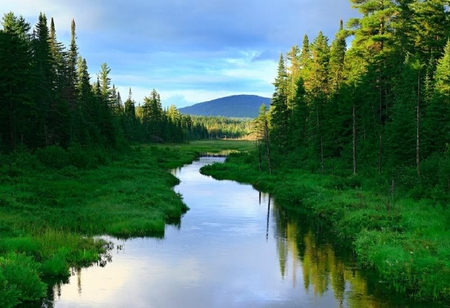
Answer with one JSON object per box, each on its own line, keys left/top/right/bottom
{"left": 0, "top": 252, "right": 46, "bottom": 304}
{"left": 35, "top": 146, "right": 68, "bottom": 169}
{"left": 0, "top": 270, "right": 20, "bottom": 308}
{"left": 9, "top": 146, "right": 42, "bottom": 173}
{"left": 67, "top": 143, "right": 92, "bottom": 169}
{"left": 324, "top": 175, "right": 362, "bottom": 191}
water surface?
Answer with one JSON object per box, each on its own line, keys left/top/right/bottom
{"left": 40, "top": 157, "right": 435, "bottom": 307}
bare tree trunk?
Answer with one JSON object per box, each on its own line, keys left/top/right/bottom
{"left": 416, "top": 69, "right": 421, "bottom": 176}
{"left": 316, "top": 101, "right": 323, "bottom": 173}
{"left": 320, "top": 136, "right": 324, "bottom": 174}
{"left": 379, "top": 134, "right": 382, "bottom": 174}
{"left": 9, "top": 97, "right": 15, "bottom": 152}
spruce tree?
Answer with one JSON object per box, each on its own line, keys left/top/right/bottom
{"left": 0, "top": 13, "right": 34, "bottom": 151}
{"left": 423, "top": 41, "right": 450, "bottom": 155}
{"left": 308, "top": 31, "right": 330, "bottom": 173}
{"left": 270, "top": 54, "right": 289, "bottom": 152}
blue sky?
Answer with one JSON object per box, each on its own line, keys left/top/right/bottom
{"left": 1, "top": 0, "right": 359, "bottom": 108}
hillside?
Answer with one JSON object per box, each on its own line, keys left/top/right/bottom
{"left": 178, "top": 95, "right": 271, "bottom": 118}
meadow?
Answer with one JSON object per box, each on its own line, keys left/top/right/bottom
{"left": 0, "top": 140, "right": 253, "bottom": 307}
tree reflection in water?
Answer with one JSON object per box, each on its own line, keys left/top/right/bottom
{"left": 270, "top": 196, "right": 433, "bottom": 308}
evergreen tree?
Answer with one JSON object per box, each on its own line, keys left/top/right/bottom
{"left": 270, "top": 54, "right": 289, "bottom": 151}
{"left": 142, "top": 89, "right": 163, "bottom": 141}
{"left": 423, "top": 41, "right": 450, "bottom": 155}
{"left": 326, "top": 21, "right": 349, "bottom": 162}
{"left": 299, "top": 34, "right": 312, "bottom": 89}
{"left": 409, "top": 0, "right": 450, "bottom": 67}
{"left": 47, "top": 17, "right": 70, "bottom": 147}
{"left": 253, "top": 104, "right": 272, "bottom": 173}
{"left": 32, "top": 13, "right": 57, "bottom": 146}
{"left": 308, "top": 31, "right": 330, "bottom": 173}
{"left": 0, "top": 13, "right": 34, "bottom": 151}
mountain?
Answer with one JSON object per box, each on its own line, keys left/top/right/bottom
{"left": 178, "top": 95, "right": 271, "bottom": 118}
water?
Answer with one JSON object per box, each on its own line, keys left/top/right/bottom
{"left": 39, "top": 157, "right": 434, "bottom": 308}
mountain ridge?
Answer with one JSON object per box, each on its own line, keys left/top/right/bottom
{"left": 178, "top": 94, "right": 271, "bottom": 118}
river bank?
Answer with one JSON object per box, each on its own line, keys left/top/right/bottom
{"left": 0, "top": 140, "right": 253, "bottom": 307}
{"left": 200, "top": 152, "right": 450, "bottom": 304}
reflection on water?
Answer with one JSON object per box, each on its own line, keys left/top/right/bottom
{"left": 33, "top": 157, "right": 437, "bottom": 308}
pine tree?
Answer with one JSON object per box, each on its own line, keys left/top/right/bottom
{"left": 32, "top": 13, "right": 57, "bottom": 146}
{"left": 48, "top": 17, "right": 71, "bottom": 147}
{"left": 347, "top": 0, "right": 400, "bottom": 173}
{"left": 299, "top": 34, "right": 312, "bottom": 89}
{"left": 329, "top": 20, "right": 347, "bottom": 93}
{"left": 385, "top": 56, "right": 420, "bottom": 170}
{"left": 253, "top": 104, "right": 271, "bottom": 173}
{"left": 270, "top": 54, "right": 289, "bottom": 151}
{"left": 308, "top": 31, "right": 330, "bottom": 173}
{"left": 142, "top": 89, "right": 163, "bottom": 141}
{"left": 326, "top": 21, "right": 349, "bottom": 163}
{"left": 409, "top": 0, "right": 450, "bottom": 67}
{"left": 423, "top": 41, "right": 450, "bottom": 155}
{"left": 290, "top": 77, "right": 308, "bottom": 154}
{"left": 0, "top": 13, "right": 34, "bottom": 151}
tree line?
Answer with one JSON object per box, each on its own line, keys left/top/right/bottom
{"left": 0, "top": 12, "right": 209, "bottom": 153}
{"left": 191, "top": 116, "right": 253, "bottom": 139}
{"left": 255, "top": 0, "right": 450, "bottom": 201}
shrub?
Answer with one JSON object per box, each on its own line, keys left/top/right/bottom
{"left": 67, "top": 143, "right": 92, "bottom": 169}
{"left": 6, "top": 146, "right": 42, "bottom": 173}
{"left": 0, "top": 252, "right": 46, "bottom": 303}
{"left": 35, "top": 146, "right": 68, "bottom": 169}
{"left": 0, "top": 270, "right": 20, "bottom": 308}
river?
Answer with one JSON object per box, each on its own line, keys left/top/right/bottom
{"left": 37, "top": 157, "right": 436, "bottom": 307}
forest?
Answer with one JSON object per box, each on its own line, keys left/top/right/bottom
{"left": 254, "top": 0, "right": 450, "bottom": 202}
{"left": 0, "top": 12, "right": 213, "bottom": 152}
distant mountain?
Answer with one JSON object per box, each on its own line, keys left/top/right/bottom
{"left": 178, "top": 95, "right": 271, "bottom": 118}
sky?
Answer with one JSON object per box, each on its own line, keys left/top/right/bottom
{"left": 1, "top": 0, "right": 359, "bottom": 108}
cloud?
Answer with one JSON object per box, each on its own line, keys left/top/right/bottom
{"left": 162, "top": 94, "right": 191, "bottom": 108}
{"left": 1, "top": 0, "right": 359, "bottom": 108}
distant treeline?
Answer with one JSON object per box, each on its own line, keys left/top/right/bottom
{"left": 192, "top": 116, "right": 253, "bottom": 139}
{"left": 0, "top": 12, "right": 209, "bottom": 153}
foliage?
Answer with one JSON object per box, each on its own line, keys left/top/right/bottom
{"left": 0, "top": 252, "right": 46, "bottom": 306}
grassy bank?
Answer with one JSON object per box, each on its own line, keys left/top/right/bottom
{"left": 0, "top": 140, "right": 253, "bottom": 307}
{"left": 201, "top": 151, "right": 450, "bottom": 303}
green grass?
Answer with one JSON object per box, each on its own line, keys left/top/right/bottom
{"left": 200, "top": 150, "right": 450, "bottom": 304}
{"left": 0, "top": 140, "right": 253, "bottom": 307}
